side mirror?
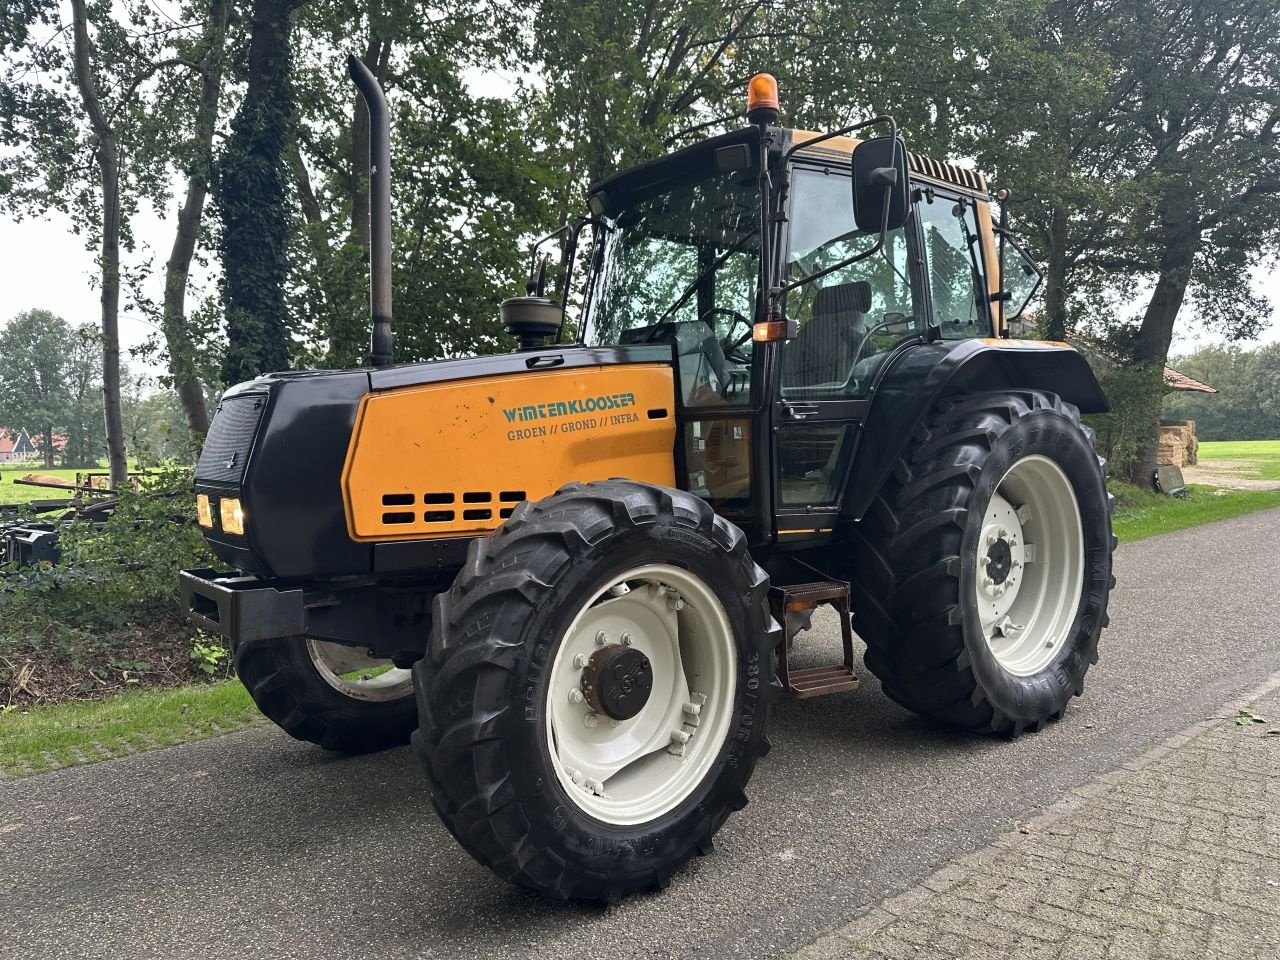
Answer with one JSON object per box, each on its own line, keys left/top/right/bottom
{"left": 852, "top": 136, "right": 909, "bottom": 233}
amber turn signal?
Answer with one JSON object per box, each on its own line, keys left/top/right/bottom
{"left": 196, "top": 493, "right": 213, "bottom": 528}
{"left": 753, "top": 319, "right": 797, "bottom": 342}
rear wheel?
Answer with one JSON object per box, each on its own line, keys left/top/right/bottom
{"left": 847, "top": 390, "right": 1115, "bottom": 735}
{"left": 235, "top": 637, "right": 417, "bottom": 752}
{"left": 414, "top": 480, "right": 779, "bottom": 901}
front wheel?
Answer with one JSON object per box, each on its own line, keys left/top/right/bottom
{"left": 848, "top": 390, "right": 1115, "bottom": 736}
{"left": 413, "top": 480, "right": 779, "bottom": 901}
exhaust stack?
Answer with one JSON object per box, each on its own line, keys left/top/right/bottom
{"left": 348, "top": 55, "right": 393, "bottom": 367}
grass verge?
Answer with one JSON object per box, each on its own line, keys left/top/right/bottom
{"left": 0, "top": 680, "right": 260, "bottom": 778}
{"left": 1111, "top": 481, "right": 1280, "bottom": 543}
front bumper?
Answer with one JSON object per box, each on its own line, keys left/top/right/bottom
{"left": 180, "top": 568, "right": 306, "bottom": 647}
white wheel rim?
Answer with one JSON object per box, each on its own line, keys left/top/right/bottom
{"left": 306, "top": 638, "right": 413, "bottom": 702}
{"left": 545, "top": 563, "right": 737, "bottom": 826}
{"left": 975, "top": 455, "right": 1084, "bottom": 677}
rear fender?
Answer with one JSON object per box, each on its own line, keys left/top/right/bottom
{"left": 841, "top": 339, "right": 1108, "bottom": 522}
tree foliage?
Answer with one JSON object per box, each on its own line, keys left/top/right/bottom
{"left": 1164, "top": 344, "right": 1280, "bottom": 441}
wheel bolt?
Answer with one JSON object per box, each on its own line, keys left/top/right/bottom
{"left": 568, "top": 689, "right": 584, "bottom": 704}
{"left": 569, "top": 768, "right": 584, "bottom": 785}
{"left": 595, "top": 630, "right": 607, "bottom": 646}
{"left": 621, "top": 632, "right": 633, "bottom": 646}
{"left": 573, "top": 653, "right": 590, "bottom": 668}
{"left": 584, "top": 712, "right": 599, "bottom": 728}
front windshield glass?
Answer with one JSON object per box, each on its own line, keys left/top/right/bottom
{"left": 582, "top": 171, "right": 759, "bottom": 407}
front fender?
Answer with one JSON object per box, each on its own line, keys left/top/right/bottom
{"left": 841, "top": 338, "right": 1108, "bottom": 522}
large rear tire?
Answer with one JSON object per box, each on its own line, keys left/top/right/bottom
{"left": 847, "top": 390, "right": 1115, "bottom": 735}
{"left": 235, "top": 637, "right": 417, "bottom": 752}
{"left": 413, "top": 480, "right": 779, "bottom": 901}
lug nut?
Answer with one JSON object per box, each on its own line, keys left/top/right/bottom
{"left": 595, "top": 630, "right": 607, "bottom": 646}
{"left": 573, "top": 653, "right": 590, "bottom": 669}
{"left": 584, "top": 712, "right": 599, "bottom": 728}
{"left": 621, "top": 632, "right": 633, "bottom": 646}
{"left": 568, "top": 689, "right": 584, "bottom": 704}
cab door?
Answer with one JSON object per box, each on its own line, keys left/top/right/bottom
{"left": 771, "top": 165, "right": 923, "bottom": 543}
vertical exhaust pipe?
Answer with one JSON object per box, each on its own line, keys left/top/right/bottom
{"left": 348, "top": 55, "right": 393, "bottom": 367}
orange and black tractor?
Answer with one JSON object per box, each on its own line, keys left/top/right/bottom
{"left": 182, "top": 65, "right": 1114, "bottom": 901}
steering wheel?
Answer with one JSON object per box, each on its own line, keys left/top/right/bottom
{"left": 700, "top": 307, "right": 753, "bottom": 364}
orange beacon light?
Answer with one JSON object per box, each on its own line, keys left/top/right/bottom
{"left": 746, "top": 73, "right": 780, "bottom": 124}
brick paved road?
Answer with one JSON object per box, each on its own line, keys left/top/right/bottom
{"left": 793, "top": 677, "right": 1280, "bottom": 959}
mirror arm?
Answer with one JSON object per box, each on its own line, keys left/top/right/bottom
{"left": 527, "top": 223, "right": 572, "bottom": 295}
{"left": 997, "top": 193, "right": 1009, "bottom": 337}
{"left": 555, "top": 216, "right": 601, "bottom": 341}
{"left": 782, "top": 114, "right": 896, "bottom": 164}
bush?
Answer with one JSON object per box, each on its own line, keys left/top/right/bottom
{"left": 0, "top": 463, "right": 213, "bottom": 634}
{"left": 0, "top": 464, "right": 223, "bottom": 703}
{"left": 1084, "top": 362, "right": 1166, "bottom": 481}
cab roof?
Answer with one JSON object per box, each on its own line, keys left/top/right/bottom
{"left": 587, "top": 126, "right": 989, "bottom": 215}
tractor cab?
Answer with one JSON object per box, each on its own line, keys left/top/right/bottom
{"left": 574, "top": 99, "right": 1040, "bottom": 546}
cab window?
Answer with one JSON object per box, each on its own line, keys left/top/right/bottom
{"left": 917, "top": 191, "right": 991, "bottom": 339}
{"left": 781, "top": 168, "right": 920, "bottom": 397}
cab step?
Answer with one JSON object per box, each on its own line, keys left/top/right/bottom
{"left": 769, "top": 577, "right": 859, "bottom": 698}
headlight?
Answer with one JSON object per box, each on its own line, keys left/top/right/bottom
{"left": 219, "top": 497, "right": 246, "bottom": 536}
{"left": 196, "top": 494, "right": 213, "bottom": 528}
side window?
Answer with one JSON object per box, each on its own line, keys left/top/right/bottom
{"left": 918, "top": 192, "right": 991, "bottom": 339}
{"left": 782, "top": 169, "right": 917, "bottom": 396}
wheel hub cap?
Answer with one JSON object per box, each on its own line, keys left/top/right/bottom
{"left": 582, "top": 644, "right": 653, "bottom": 720}
{"left": 984, "top": 537, "right": 1013, "bottom": 584}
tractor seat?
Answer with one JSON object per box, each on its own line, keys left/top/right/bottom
{"left": 783, "top": 281, "right": 872, "bottom": 387}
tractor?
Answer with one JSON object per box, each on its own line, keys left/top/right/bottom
{"left": 181, "top": 65, "right": 1115, "bottom": 901}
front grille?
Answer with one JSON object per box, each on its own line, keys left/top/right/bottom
{"left": 197, "top": 392, "right": 269, "bottom": 486}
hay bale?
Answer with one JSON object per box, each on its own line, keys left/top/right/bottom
{"left": 1157, "top": 423, "right": 1190, "bottom": 466}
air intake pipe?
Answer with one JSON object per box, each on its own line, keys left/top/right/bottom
{"left": 347, "top": 55, "right": 393, "bottom": 367}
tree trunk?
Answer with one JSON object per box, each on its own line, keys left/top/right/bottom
{"left": 1128, "top": 238, "right": 1197, "bottom": 485}
{"left": 162, "top": 0, "right": 229, "bottom": 451}
{"left": 1040, "top": 204, "right": 1070, "bottom": 341}
{"left": 70, "top": 0, "right": 128, "bottom": 489}
{"left": 218, "top": 0, "right": 302, "bottom": 385}
{"left": 42, "top": 428, "right": 54, "bottom": 469}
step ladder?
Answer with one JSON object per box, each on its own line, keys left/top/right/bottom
{"left": 769, "top": 579, "right": 860, "bottom": 698}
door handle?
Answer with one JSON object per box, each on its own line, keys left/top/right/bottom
{"left": 783, "top": 403, "right": 820, "bottom": 420}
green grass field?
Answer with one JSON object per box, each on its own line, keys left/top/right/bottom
{"left": 1197, "top": 439, "right": 1280, "bottom": 480}
{"left": 0, "top": 681, "right": 260, "bottom": 777}
{"left": 0, "top": 466, "right": 84, "bottom": 505}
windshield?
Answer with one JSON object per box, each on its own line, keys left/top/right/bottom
{"left": 582, "top": 171, "right": 759, "bottom": 406}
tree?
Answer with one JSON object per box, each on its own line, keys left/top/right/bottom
{"left": 2, "top": 0, "right": 228, "bottom": 476}
{"left": 0, "top": 311, "right": 101, "bottom": 469}
{"left": 1164, "top": 343, "right": 1280, "bottom": 441}
{"left": 219, "top": 0, "right": 306, "bottom": 384}
{"left": 285, "top": 0, "right": 547, "bottom": 365}
{"left": 160, "top": 0, "right": 231, "bottom": 441}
